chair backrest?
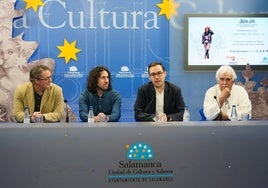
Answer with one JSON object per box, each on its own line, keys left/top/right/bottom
{"left": 199, "top": 108, "right": 206, "bottom": 121}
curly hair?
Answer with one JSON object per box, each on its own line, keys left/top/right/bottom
{"left": 87, "top": 66, "right": 112, "bottom": 93}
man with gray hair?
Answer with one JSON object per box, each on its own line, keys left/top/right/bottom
{"left": 203, "top": 65, "right": 251, "bottom": 120}
{"left": 13, "top": 65, "right": 64, "bottom": 123}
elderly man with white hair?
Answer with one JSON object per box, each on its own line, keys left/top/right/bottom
{"left": 203, "top": 65, "right": 252, "bottom": 121}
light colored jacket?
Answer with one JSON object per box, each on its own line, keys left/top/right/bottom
{"left": 13, "top": 82, "right": 64, "bottom": 122}
{"left": 203, "top": 84, "right": 252, "bottom": 120}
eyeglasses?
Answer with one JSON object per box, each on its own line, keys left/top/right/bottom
{"left": 39, "top": 76, "right": 52, "bottom": 81}
{"left": 149, "top": 71, "right": 164, "bottom": 77}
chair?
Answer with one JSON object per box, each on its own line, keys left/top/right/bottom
{"left": 199, "top": 108, "right": 206, "bottom": 121}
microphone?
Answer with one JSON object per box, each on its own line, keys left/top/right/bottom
{"left": 64, "top": 99, "right": 69, "bottom": 122}
{"left": 214, "top": 96, "right": 222, "bottom": 121}
{"left": 145, "top": 98, "right": 154, "bottom": 113}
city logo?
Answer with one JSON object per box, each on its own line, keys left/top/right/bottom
{"left": 108, "top": 141, "right": 174, "bottom": 183}
{"left": 126, "top": 142, "right": 154, "bottom": 160}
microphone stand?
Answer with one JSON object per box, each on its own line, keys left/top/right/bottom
{"left": 145, "top": 98, "right": 154, "bottom": 113}
{"left": 214, "top": 96, "right": 222, "bottom": 121}
{"left": 64, "top": 99, "right": 69, "bottom": 122}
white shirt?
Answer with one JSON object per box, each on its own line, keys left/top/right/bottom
{"left": 155, "top": 89, "right": 164, "bottom": 115}
{"left": 203, "top": 84, "right": 252, "bottom": 120}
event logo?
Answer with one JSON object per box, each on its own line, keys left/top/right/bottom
{"left": 116, "top": 66, "right": 134, "bottom": 78}
{"left": 64, "top": 66, "right": 83, "bottom": 78}
{"left": 239, "top": 18, "right": 256, "bottom": 24}
{"left": 108, "top": 142, "right": 174, "bottom": 183}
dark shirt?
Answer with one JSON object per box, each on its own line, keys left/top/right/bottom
{"left": 78, "top": 89, "right": 122, "bottom": 122}
{"left": 134, "top": 81, "right": 185, "bottom": 121}
{"left": 202, "top": 30, "right": 214, "bottom": 44}
{"left": 34, "top": 92, "right": 43, "bottom": 112}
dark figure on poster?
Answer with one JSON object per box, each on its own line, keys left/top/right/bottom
{"left": 202, "top": 26, "right": 214, "bottom": 59}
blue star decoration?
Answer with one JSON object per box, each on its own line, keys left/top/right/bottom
{"left": 126, "top": 142, "right": 154, "bottom": 160}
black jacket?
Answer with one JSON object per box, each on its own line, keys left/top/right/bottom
{"left": 134, "top": 81, "right": 185, "bottom": 121}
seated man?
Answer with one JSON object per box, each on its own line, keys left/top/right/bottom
{"left": 13, "top": 65, "right": 64, "bottom": 122}
{"left": 78, "top": 66, "right": 121, "bottom": 122}
{"left": 134, "top": 62, "right": 185, "bottom": 122}
{"left": 203, "top": 65, "right": 251, "bottom": 120}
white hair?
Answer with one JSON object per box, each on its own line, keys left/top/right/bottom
{"left": 215, "top": 65, "right": 237, "bottom": 81}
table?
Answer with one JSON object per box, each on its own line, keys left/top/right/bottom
{"left": 0, "top": 121, "right": 268, "bottom": 188}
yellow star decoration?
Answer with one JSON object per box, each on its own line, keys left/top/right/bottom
{"left": 57, "top": 39, "right": 81, "bottom": 64}
{"left": 23, "top": 0, "right": 45, "bottom": 12}
{"left": 156, "top": 0, "right": 180, "bottom": 20}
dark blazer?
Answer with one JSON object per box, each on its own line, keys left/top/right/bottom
{"left": 134, "top": 81, "right": 185, "bottom": 121}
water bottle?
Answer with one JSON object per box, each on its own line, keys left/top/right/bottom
{"left": 87, "top": 106, "right": 94, "bottom": 123}
{"left": 230, "top": 104, "right": 238, "bottom": 121}
{"left": 23, "top": 106, "right": 30, "bottom": 123}
{"left": 183, "top": 106, "right": 190, "bottom": 122}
